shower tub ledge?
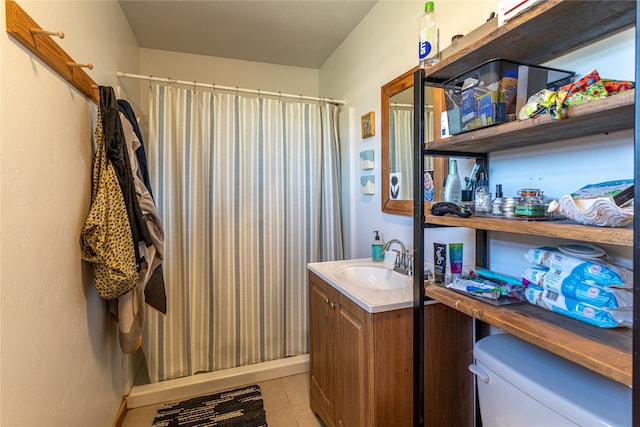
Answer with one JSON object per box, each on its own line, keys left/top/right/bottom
{"left": 126, "top": 354, "right": 309, "bottom": 408}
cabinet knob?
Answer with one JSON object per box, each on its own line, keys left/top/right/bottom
{"left": 325, "top": 298, "right": 330, "bottom": 305}
{"left": 329, "top": 301, "right": 336, "bottom": 309}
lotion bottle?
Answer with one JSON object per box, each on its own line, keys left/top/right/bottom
{"left": 372, "top": 230, "right": 384, "bottom": 262}
{"left": 444, "top": 159, "right": 462, "bottom": 203}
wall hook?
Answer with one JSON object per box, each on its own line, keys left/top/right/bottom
{"left": 30, "top": 28, "right": 64, "bottom": 38}
{"left": 7, "top": 0, "right": 99, "bottom": 102}
{"left": 67, "top": 62, "right": 93, "bottom": 70}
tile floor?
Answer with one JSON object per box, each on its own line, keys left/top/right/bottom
{"left": 121, "top": 373, "right": 325, "bottom": 427}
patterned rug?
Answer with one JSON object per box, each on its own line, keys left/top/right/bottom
{"left": 151, "top": 384, "right": 267, "bottom": 427}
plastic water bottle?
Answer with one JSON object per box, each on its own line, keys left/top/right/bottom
{"left": 444, "top": 159, "right": 462, "bottom": 203}
{"left": 419, "top": 1, "right": 440, "bottom": 68}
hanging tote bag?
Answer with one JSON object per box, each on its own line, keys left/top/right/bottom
{"left": 81, "top": 103, "right": 137, "bottom": 299}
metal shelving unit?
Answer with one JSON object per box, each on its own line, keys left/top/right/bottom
{"left": 411, "top": 2, "right": 638, "bottom": 426}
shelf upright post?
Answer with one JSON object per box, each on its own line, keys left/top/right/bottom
{"left": 633, "top": 2, "right": 639, "bottom": 425}
{"left": 412, "top": 68, "right": 426, "bottom": 427}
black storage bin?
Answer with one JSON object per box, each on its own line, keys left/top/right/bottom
{"left": 443, "top": 59, "right": 574, "bottom": 135}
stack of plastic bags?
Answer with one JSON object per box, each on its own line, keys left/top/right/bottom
{"left": 522, "top": 247, "right": 633, "bottom": 328}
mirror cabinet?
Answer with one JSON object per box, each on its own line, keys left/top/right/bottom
{"left": 381, "top": 67, "right": 446, "bottom": 216}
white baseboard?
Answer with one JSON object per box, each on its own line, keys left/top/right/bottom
{"left": 126, "top": 354, "right": 309, "bottom": 408}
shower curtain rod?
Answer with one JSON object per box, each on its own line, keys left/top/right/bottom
{"left": 391, "top": 102, "right": 433, "bottom": 109}
{"left": 116, "top": 72, "right": 346, "bottom": 105}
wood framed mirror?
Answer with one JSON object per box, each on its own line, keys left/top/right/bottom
{"left": 381, "top": 68, "right": 446, "bottom": 216}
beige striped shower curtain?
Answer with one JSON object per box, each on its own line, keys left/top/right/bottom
{"left": 143, "top": 84, "right": 343, "bottom": 383}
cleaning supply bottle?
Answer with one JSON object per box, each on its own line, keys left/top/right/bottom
{"left": 372, "top": 231, "right": 384, "bottom": 262}
{"left": 443, "top": 159, "right": 462, "bottom": 203}
{"left": 418, "top": 1, "right": 440, "bottom": 68}
{"left": 492, "top": 184, "right": 504, "bottom": 215}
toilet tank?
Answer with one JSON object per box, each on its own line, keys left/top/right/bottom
{"left": 470, "top": 333, "right": 631, "bottom": 427}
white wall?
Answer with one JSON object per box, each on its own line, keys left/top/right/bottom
{"left": 488, "top": 29, "right": 635, "bottom": 276}
{"left": 1, "top": 1, "right": 139, "bottom": 425}
{"left": 320, "top": 0, "right": 496, "bottom": 259}
{"left": 118, "top": 47, "right": 321, "bottom": 138}
{"left": 320, "top": 1, "right": 635, "bottom": 277}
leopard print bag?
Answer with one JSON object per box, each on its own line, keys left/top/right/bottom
{"left": 81, "top": 104, "right": 137, "bottom": 299}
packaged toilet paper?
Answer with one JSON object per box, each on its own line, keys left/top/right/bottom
{"left": 524, "top": 247, "right": 631, "bottom": 289}
{"left": 522, "top": 267, "right": 633, "bottom": 309}
{"left": 524, "top": 284, "right": 632, "bottom": 328}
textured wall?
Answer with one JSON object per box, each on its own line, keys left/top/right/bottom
{"left": 1, "top": 1, "right": 139, "bottom": 425}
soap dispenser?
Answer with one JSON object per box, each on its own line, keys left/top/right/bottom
{"left": 372, "top": 231, "right": 384, "bottom": 262}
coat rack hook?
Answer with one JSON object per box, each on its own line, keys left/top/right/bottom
{"left": 67, "top": 62, "right": 93, "bottom": 70}
{"left": 30, "top": 28, "right": 64, "bottom": 38}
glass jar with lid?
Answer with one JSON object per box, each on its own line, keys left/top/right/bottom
{"left": 515, "top": 188, "right": 546, "bottom": 217}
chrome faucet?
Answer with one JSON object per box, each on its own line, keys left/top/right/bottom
{"left": 383, "top": 239, "right": 413, "bottom": 276}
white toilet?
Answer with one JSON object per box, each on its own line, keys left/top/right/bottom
{"left": 470, "top": 333, "right": 631, "bottom": 426}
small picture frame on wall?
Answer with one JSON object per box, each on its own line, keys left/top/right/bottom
{"left": 390, "top": 172, "right": 402, "bottom": 200}
{"left": 361, "top": 111, "right": 375, "bottom": 139}
{"left": 360, "top": 175, "right": 375, "bottom": 195}
{"left": 359, "top": 149, "right": 374, "bottom": 170}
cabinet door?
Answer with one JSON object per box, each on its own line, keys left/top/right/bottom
{"left": 424, "top": 302, "right": 474, "bottom": 426}
{"left": 334, "top": 295, "right": 372, "bottom": 427}
{"left": 309, "top": 275, "right": 335, "bottom": 425}
{"left": 372, "top": 308, "right": 413, "bottom": 426}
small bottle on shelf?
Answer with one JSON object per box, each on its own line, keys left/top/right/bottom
{"left": 444, "top": 159, "right": 462, "bottom": 203}
{"left": 474, "top": 172, "right": 492, "bottom": 215}
{"left": 492, "top": 184, "right": 503, "bottom": 215}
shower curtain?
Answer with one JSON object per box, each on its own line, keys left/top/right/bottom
{"left": 390, "top": 108, "right": 433, "bottom": 200}
{"left": 143, "top": 84, "right": 344, "bottom": 383}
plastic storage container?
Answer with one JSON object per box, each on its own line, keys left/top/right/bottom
{"left": 470, "top": 333, "right": 631, "bottom": 426}
{"left": 444, "top": 59, "right": 574, "bottom": 135}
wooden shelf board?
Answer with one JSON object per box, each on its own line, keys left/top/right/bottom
{"left": 425, "top": 90, "right": 635, "bottom": 155}
{"left": 424, "top": 213, "right": 633, "bottom": 247}
{"left": 425, "top": 0, "right": 635, "bottom": 83}
{"left": 425, "top": 284, "right": 632, "bottom": 386}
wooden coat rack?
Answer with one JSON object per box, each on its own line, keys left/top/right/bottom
{"left": 5, "top": 0, "right": 99, "bottom": 103}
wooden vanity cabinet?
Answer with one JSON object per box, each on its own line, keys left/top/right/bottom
{"left": 309, "top": 271, "right": 372, "bottom": 427}
{"left": 309, "top": 271, "right": 473, "bottom": 427}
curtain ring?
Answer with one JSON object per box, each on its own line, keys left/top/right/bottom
{"left": 258, "top": 88, "right": 261, "bottom": 98}
{"left": 278, "top": 91, "right": 282, "bottom": 102}
{"left": 236, "top": 86, "right": 239, "bottom": 97}
{"left": 148, "top": 75, "right": 152, "bottom": 90}
{"left": 299, "top": 94, "right": 303, "bottom": 103}
{"left": 212, "top": 82, "right": 216, "bottom": 95}
{"left": 193, "top": 80, "right": 197, "bottom": 92}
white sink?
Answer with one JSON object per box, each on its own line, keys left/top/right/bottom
{"left": 334, "top": 263, "right": 411, "bottom": 290}
{"left": 308, "top": 258, "right": 416, "bottom": 313}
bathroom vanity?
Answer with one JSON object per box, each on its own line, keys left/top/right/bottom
{"left": 308, "top": 260, "right": 473, "bottom": 426}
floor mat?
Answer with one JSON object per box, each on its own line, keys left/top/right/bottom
{"left": 151, "top": 384, "right": 267, "bottom": 427}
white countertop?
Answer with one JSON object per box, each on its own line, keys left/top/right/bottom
{"left": 308, "top": 258, "right": 429, "bottom": 313}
